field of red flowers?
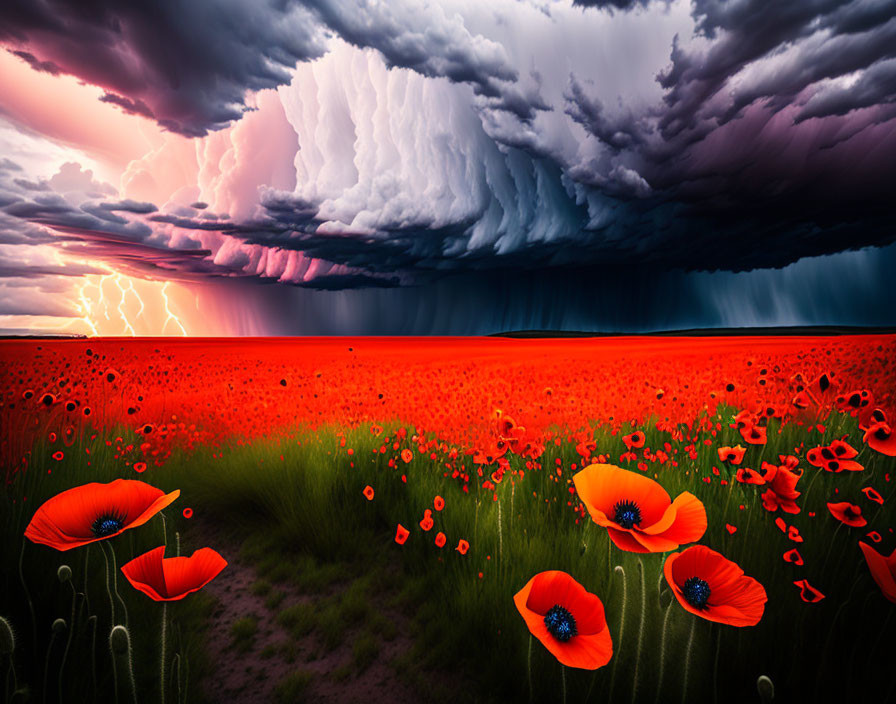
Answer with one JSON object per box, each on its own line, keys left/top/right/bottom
{"left": 2, "top": 334, "right": 896, "bottom": 703}
{"left": 3, "top": 335, "right": 895, "bottom": 477}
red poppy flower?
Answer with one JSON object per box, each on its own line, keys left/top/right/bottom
{"left": 121, "top": 545, "right": 225, "bottom": 601}
{"left": 861, "top": 487, "right": 883, "bottom": 505}
{"left": 395, "top": 524, "right": 410, "bottom": 545}
{"left": 435, "top": 532, "right": 446, "bottom": 548}
{"left": 866, "top": 531, "right": 882, "bottom": 543}
{"left": 740, "top": 423, "right": 767, "bottom": 445}
{"left": 133, "top": 462, "right": 147, "bottom": 473}
{"left": 793, "top": 579, "right": 825, "bottom": 603}
{"left": 25, "top": 480, "right": 180, "bottom": 551}
{"left": 622, "top": 431, "right": 645, "bottom": 450}
{"left": 725, "top": 524, "right": 737, "bottom": 534}
{"left": 52, "top": 451, "right": 64, "bottom": 461}
{"left": 401, "top": 449, "right": 413, "bottom": 463}
{"left": 859, "top": 542, "right": 896, "bottom": 603}
{"left": 864, "top": 422, "right": 896, "bottom": 456}
{"left": 827, "top": 501, "right": 867, "bottom": 527}
{"left": 717, "top": 445, "right": 746, "bottom": 465}
{"left": 433, "top": 495, "right": 445, "bottom": 511}
{"left": 573, "top": 464, "right": 706, "bottom": 553}
{"left": 735, "top": 467, "right": 766, "bottom": 485}
{"left": 182, "top": 508, "right": 193, "bottom": 519}
{"left": 828, "top": 438, "right": 858, "bottom": 459}
{"left": 363, "top": 485, "right": 375, "bottom": 501}
{"left": 513, "top": 571, "right": 613, "bottom": 670}
{"left": 455, "top": 539, "right": 469, "bottom": 554}
{"left": 663, "top": 545, "right": 767, "bottom": 626}
{"left": 783, "top": 549, "right": 803, "bottom": 565}
{"left": 419, "top": 510, "right": 434, "bottom": 531}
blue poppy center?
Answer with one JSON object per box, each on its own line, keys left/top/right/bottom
{"left": 544, "top": 605, "right": 577, "bottom": 642}
{"left": 682, "top": 577, "right": 711, "bottom": 609}
{"left": 91, "top": 514, "right": 124, "bottom": 538}
{"left": 613, "top": 500, "right": 642, "bottom": 529}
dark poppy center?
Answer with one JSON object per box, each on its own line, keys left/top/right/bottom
{"left": 613, "top": 500, "right": 642, "bottom": 529}
{"left": 682, "top": 577, "right": 711, "bottom": 609}
{"left": 543, "top": 605, "right": 577, "bottom": 642}
{"left": 91, "top": 514, "right": 124, "bottom": 538}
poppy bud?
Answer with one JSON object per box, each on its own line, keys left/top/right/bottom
{"left": 109, "top": 625, "right": 130, "bottom": 655}
{"left": 757, "top": 675, "right": 774, "bottom": 702}
{"left": 0, "top": 616, "right": 14, "bottom": 654}
{"left": 52, "top": 618, "right": 67, "bottom": 635}
{"left": 57, "top": 565, "right": 72, "bottom": 583}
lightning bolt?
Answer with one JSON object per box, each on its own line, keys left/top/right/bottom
{"left": 161, "top": 282, "right": 188, "bottom": 336}
{"left": 113, "top": 274, "right": 137, "bottom": 336}
{"left": 76, "top": 278, "right": 100, "bottom": 336}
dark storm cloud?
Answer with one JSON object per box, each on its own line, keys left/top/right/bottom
{"left": 0, "top": 0, "right": 529, "bottom": 137}
{"left": 0, "top": 0, "right": 327, "bottom": 136}
{"left": 0, "top": 262, "right": 106, "bottom": 278}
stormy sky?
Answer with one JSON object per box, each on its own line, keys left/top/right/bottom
{"left": 0, "top": 0, "right": 894, "bottom": 335}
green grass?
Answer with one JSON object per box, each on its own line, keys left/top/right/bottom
{"left": 273, "top": 669, "right": 314, "bottom": 703}
{"left": 230, "top": 616, "right": 258, "bottom": 653}
{"left": 3, "top": 406, "right": 895, "bottom": 703}
{"left": 352, "top": 632, "right": 379, "bottom": 673}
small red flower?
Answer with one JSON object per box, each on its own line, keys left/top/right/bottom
{"left": 395, "top": 524, "right": 410, "bottom": 545}
{"left": 133, "top": 462, "right": 147, "bottom": 473}
{"left": 363, "top": 485, "right": 375, "bottom": 501}
{"left": 182, "top": 508, "right": 193, "bottom": 519}
{"left": 827, "top": 501, "right": 867, "bottom": 527}
{"left": 419, "top": 510, "right": 434, "bottom": 531}
{"left": 866, "top": 531, "right": 882, "bottom": 543}
{"left": 121, "top": 545, "right": 226, "bottom": 601}
{"left": 783, "top": 549, "right": 803, "bottom": 565}
{"left": 861, "top": 487, "right": 884, "bottom": 505}
{"left": 52, "top": 451, "right": 64, "bottom": 461}
{"left": 401, "top": 449, "right": 413, "bottom": 463}
{"left": 623, "top": 431, "right": 645, "bottom": 450}
{"left": 864, "top": 422, "right": 896, "bottom": 456}
{"left": 717, "top": 445, "right": 746, "bottom": 465}
{"left": 455, "top": 539, "right": 469, "bottom": 555}
{"left": 725, "top": 524, "right": 737, "bottom": 534}
{"left": 793, "top": 579, "right": 825, "bottom": 603}
{"left": 513, "top": 571, "right": 613, "bottom": 670}
{"left": 433, "top": 495, "right": 445, "bottom": 511}
{"left": 435, "top": 532, "right": 446, "bottom": 548}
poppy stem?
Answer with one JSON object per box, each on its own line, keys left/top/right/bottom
{"left": 526, "top": 635, "right": 533, "bottom": 704}
{"left": 561, "top": 664, "right": 567, "bottom": 704}
{"left": 17, "top": 538, "right": 37, "bottom": 665}
{"left": 712, "top": 625, "right": 721, "bottom": 704}
{"left": 100, "top": 541, "right": 116, "bottom": 626}
{"left": 608, "top": 565, "right": 626, "bottom": 704}
{"left": 175, "top": 532, "right": 181, "bottom": 558}
{"left": 160, "top": 602, "right": 168, "bottom": 704}
{"left": 88, "top": 616, "right": 97, "bottom": 701}
{"left": 160, "top": 511, "right": 168, "bottom": 548}
{"left": 497, "top": 498, "right": 503, "bottom": 563}
{"left": 81, "top": 545, "right": 92, "bottom": 621}
{"left": 630, "top": 558, "right": 646, "bottom": 704}
{"left": 681, "top": 618, "right": 696, "bottom": 704}
{"left": 654, "top": 603, "right": 673, "bottom": 704}
{"left": 59, "top": 581, "right": 77, "bottom": 702}
{"left": 43, "top": 628, "right": 58, "bottom": 704}
{"left": 107, "top": 543, "right": 129, "bottom": 628}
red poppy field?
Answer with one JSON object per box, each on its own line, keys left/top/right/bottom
{"left": 2, "top": 335, "right": 896, "bottom": 703}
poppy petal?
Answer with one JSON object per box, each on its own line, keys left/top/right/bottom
{"left": 794, "top": 579, "right": 825, "bottom": 603}
{"left": 858, "top": 542, "right": 896, "bottom": 603}
{"left": 646, "top": 492, "right": 707, "bottom": 546}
